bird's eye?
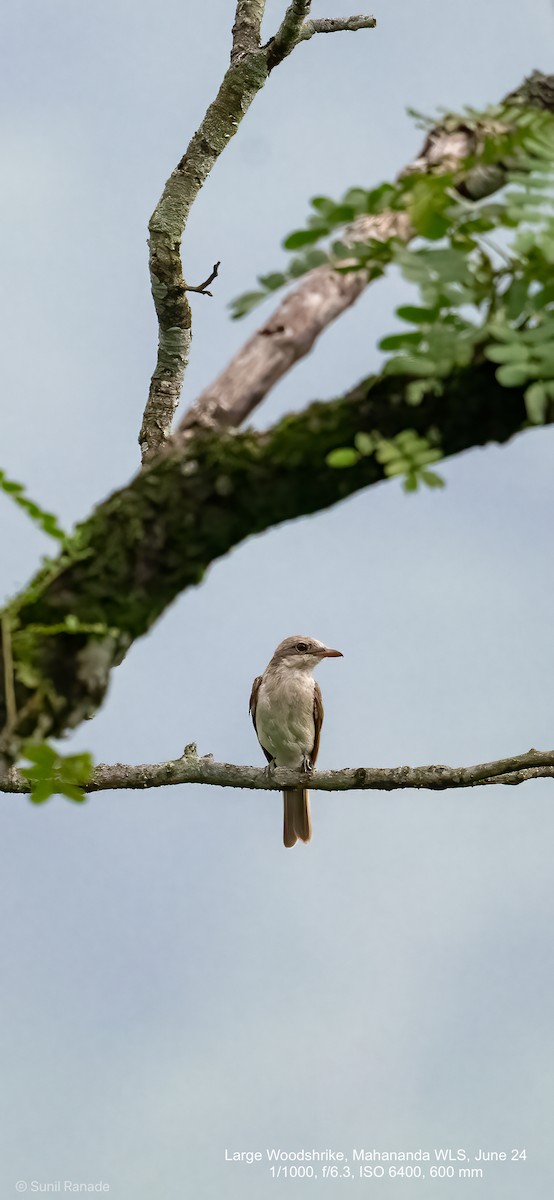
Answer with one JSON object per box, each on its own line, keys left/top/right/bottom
{"left": 296, "top": 642, "right": 308, "bottom": 652}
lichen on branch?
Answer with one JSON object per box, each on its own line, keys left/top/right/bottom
{"left": 2, "top": 746, "right": 554, "bottom": 797}
{"left": 0, "top": 357, "right": 545, "bottom": 752}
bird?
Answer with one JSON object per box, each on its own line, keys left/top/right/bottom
{"left": 249, "top": 636, "right": 343, "bottom": 848}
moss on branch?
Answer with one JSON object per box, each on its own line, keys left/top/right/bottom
{"left": 1, "top": 359, "right": 545, "bottom": 748}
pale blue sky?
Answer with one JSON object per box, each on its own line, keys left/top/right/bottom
{"left": 1, "top": 1, "right": 554, "bottom": 1196}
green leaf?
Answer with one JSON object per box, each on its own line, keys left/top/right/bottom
{"left": 383, "top": 458, "right": 412, "bottom": 476}
{"left": 496, "top": 363, "right": 532, "bottom": 387}
{"left": 524, "top": 383, "right": 548, "bottom": 424}
{"left": 21, "top": 741, "right": 58, "bottom": 768}
{"left": 411, "top": 447, "right": 443, "bottom": 467}
{"left": 59, "top": 784, "right": 87, "bottom": 803}
{"left": 325, "top": 204, "right": 356, "bottom": 225}
{"left": 288, "top": 257, "right": 308, "bottom": 278}
{"left": 374, "top": 441, "right": 402, "bottom": 464}
{"left": 61, "top": 752, "right": 94, "bottom": 783}
{"left": 407, "top": 177, "right": 451, "bottom": 239}
{"left": 230, "top": 290, "right": 266, "bottom": 319}
{"left": 354, "top": 432, "right": 376, "bottom": 456}
{"left": 0, "top": 469, "right": 67, "bottom": 542}
{"left": 19, "top": 740, "right": 93, "bottom": 805}
{"left": 394, "top": 429, "right": 420, "bottom": 448}
{"left": 379, "top": 332, "right": 422, "bottom": 351}
{"left": 487, "top": 322, "right": 520, "bottom": 343}
{"left": 283, "top": 228, "right": 326, "bottom": 250}
{"left": 257, "top": 272, "right": 287, "bottom": 291}
{"left": 331, "top": 241, "right": 353, "bottom": 260}
{"left": 29, "top": 781, "right": 56, "bottom": 805}
{"left": 420, "top": 469, "right": 446, "bottom": 488}
{"left": 365, "top": 182, "right": 398, "bottom": 214}
{"left": 384, "top": 355, "right": 439, "bottom": 377}
{"left": 403, "top": 473, "right": 419, "bottom": 492}
{"left": 342, "top": 188, "right": 370, "bottom": 211}
{"left": 301, "top": 248, "right": 329, "bottom": 270}
{"left": 396, "top": 305, "right": 440, "bottom": 324}
{"left": 484, "top": 342, "right": 530, "bottom": 364}
{"left": 310, "top": 195, "right": 335, "bottom": 215}
{"left": 406, "top": 380, "right": 431, "bottom": 405}
{"left": 326, "top": 448, "right": 360, "bottom": 469}
{"left": 416, "top": 247, "right": 472, "bottom": 284}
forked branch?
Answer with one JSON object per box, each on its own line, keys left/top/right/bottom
{"left": 140, "top": 0, "right": 378, "bottom": 461}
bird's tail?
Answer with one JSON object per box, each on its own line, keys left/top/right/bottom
{"left": 283, "top": 789, "right": 312, "bottom": 848}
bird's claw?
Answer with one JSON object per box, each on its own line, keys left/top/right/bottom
{"left": 301, "top": 755, "right": 313, "bottom": 774}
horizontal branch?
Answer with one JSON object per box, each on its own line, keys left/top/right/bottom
{"left": 2, "top": 747, "right": 554, "bottom": 795}
{"left": 298, "top": 16, "right": 377, "bottom": 41}
{"left": 2, "top": 357, "right": 551, "bottom": 748}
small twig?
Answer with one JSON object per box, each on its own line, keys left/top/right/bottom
{"left": 298, "top": 15, "right": 377, "bottom": 42}
{"left": 1, "top": 616, "right": 17, "bottom": 732}
{"left": 184, "top": 261, "right": 221, "bottom": 297}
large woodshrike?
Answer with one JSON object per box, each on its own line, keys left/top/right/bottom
{"left": 249, "top": 636, "right": 343, "bottom": 848}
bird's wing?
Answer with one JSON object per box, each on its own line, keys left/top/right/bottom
{"left": 249, "top": 674, "right": 274, "bottom": 763}
{"left": 311, "top": 681, "right": 324, "bottom": 766}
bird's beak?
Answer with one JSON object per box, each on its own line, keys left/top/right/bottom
{"left": 322, "top": 647, "right": 343, "bottom": 658}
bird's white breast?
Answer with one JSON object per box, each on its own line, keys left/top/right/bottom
{"left": 256, "top": 666, "right": 315, "bottom": 767}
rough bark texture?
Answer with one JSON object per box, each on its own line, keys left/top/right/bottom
{"left": 2, "top": 748, "right": 554, "bottom": 796}
{"left": 298, "top": 16, "right": 377, "bottom": 42}
{"left": 140, "top": 1, "right": 377, "bottom": 459}
{"left": 1, "top": 361, "right": 550, "bottom": 752}
{"left": 180, "top": 71, "right": 554, "bottom": 434}
{"left": 2, "top": 71, "right": 553, "bottom": 768}
{"left": 266, "top": 1, "right": 313, "bottom": 69}
{"left": 140, "top": 46, "right": 269, "bottom": 461}
{"left": 231, "top": 1, "right": 266, "bottom": 63}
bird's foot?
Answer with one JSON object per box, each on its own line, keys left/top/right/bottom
{"left": 301, "top": 755, "right": 313, "bottom": 774}
{"left": 264, "top": 759, "right": 277, "bottom": 777}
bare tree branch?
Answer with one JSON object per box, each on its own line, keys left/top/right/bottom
{"left": 179, "top": 70, "right": 554, "bottom": 435}
{"left": 298, "top": 15, "right": 377, "bottom": 41}
{"left": 140, "top": 39, "right": 270, "bottom": 462}
{"left": 140, "top": 1, "right": 380, "bottom": 460}
{"left": 2, "top": 747, "right": 554, "bottom": 796}
{"left": 231, "top": 0, "right": 266, "bottom": 63}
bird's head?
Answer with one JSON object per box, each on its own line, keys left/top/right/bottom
{"left": 269, "top": 636, "right": 343, "bottom": 672}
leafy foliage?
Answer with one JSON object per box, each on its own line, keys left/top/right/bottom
{"left": 327, "top": 430, "right": 444, "bottom": 493}
{"left": 19, "top": 741, "right": 93, "bottom": 804}
{"left": 0, "top": 469, "right": 67, "bottom": 542}
{"left": 233, "top": 103, "right": 554, "bottom": 484}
